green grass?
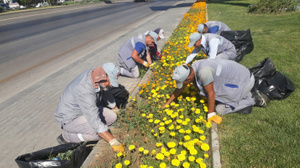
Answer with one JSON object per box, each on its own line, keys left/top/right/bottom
{"left": 206, "top": 0, "right": 300, "bottom": 167}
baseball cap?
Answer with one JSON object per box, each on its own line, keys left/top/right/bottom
{"left": 102, "top": 63, "right": 120, "bottom": 87}
{"left": 91, "top": 67, "right": 107, "bottom": 84}
{"left": 148, "top": 31, "right": 158, "bottom": 44}
{"left": 172, "top": 65, "right": 190, "bottom": 89}
{"left": 197, "top": 24, "right": 205, "bottom": 33}
{"left": 188, "top": 32, "right": 202, "bottom": 48}
{"left": 154, "top": 28, "right": 165, "bottom": 39}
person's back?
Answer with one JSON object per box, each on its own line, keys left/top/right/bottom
{"left": 198, "top": 21, "right": 231, "bottom": 35}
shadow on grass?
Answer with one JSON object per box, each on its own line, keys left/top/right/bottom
{"left": 206, "top": 0, "right": 251, "bottom": 8}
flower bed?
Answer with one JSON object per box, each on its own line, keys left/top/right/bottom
{"left": 113, "top": 2, "right": 211, "bottom": 168}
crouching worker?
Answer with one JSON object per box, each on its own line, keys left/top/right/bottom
{"left": 118, "top": 31, "right": 158, "bottom": 78}
{"left": 162, "top": 59, "right": 267, "bottom": 124}
{"left": 54, "top": 62, "right": 124, "bottom": 153}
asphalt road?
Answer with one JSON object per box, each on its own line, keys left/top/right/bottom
{"left": 0, "top": 0, "right": 179, "bottom": 103}
{"left": 0, "top": 0, "right": 194, "bottom": 167}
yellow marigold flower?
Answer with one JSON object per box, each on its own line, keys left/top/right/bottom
{"left": 179, "top": 129, "right": 185, "bottom": 134}
{"left": 178, "top": 154, "right": 186, "bottom": 161}
{"left": 186, "top": 129, "right": 191, "bottom": 134}
{"left": 200, "top": 162, "right": 207, "bottom": 168}
{"left": 164, "top": 152, "right": 170, "bottom": 157}
{"left": 184, "top": 135, "right": 191, "bottom": 141}
{"left": 128, "top": 145, "right": 135, "bottom": 151}
{"left": 168, "top": 124, "right": 174, "bottom": 130}
{"left": 200, "top": 135, "right": 206, "bottom": 141}
{"left": 156, "top": 153, "right": 165, "bottom": 160}
{"left": 170, "top": 148, "right": 176, "bottom": 154}
{"left": 183, "top": 162, "right": 190, "bottom": 168}
{"left": 198, "top": 129, "right": 204, "bottom": 134}
{"left": 154, "top": 133, "right": 158, "bottom": 137}
{"left": 195, "top": 109, "right": 201, "bottom": 114}
{"left": 182, "top": 121, "right": 188, "bottom": 126}
{"left": 181, "top": 150, "right": 187, "bottom": 155}
{"left": 179, "top": 141, "right": 183, "bottom": 145}
{"left": 171, "top": 159, "right": 180, "bottom": 166}
{"left": 163, "top": 117, "right": 167, "bottom": 121}
{"left": 189, "top": 148, "right": 198, "bottom": 155}
{"left": 196, "top": 158, "right": 203, "bottom": 164}
{"left": 139, "top": 147, "right": 144, "bottom": 152}
{"left": 188, "top": 156, "right": 195, "bottom": 162}
{"left": 167, "top": 141, "right": 176, "bottom": 148}
{"left": 141, "top": 113, "right": 146, "bottom": 117}
{"left": 154, "top": 119, "right": 161, "bottom": 124}
{"left": 124, "top": 160, "right": 130, "bottom": 166}
{"left": 115, "top": 163, "right": 122, "bottom": 168}
{"left": 159, "top": 163, "right": 167, "bottom": 168}
{"left": 204, "top": 154, "right": 209, "bottom": 158}
{"left": 117, "top": 152, "right": 123, "bottom": 157}
{"left": 200, "top": 99, "right": 205, "bottom": 103}
{"left": 161, "top": 147, "right": 167, "bottom": 154}
{"left": 179, "top": 115, "right": 184, "bottom": 119}
{"left": 140, "top": 165, "right": 147, "bottom": 168}
{"left": 206, "top": 122, "right": 212, "bottom": 128}
{"left": 156, "top": 142, "right": 163, "bottom": 147}
{"left": 191, "top": 107, "right": 195, "bottom": 112}
{"left": 170, "top": 132, "right": 176, "bottom": 137}
{"left": 160, "top": 122, "right": 165, "bottom": 126}
{"left": 148, "top": 166, "right": 154, "bottom": 168}
{"left": 151, "top": 150, "right": 156, "bottom": 156}
{"left": 148, "top": 119, "right": 153, "bottom": 123}
{"left": 176, "top": 125, "right": 181, "bottom": 130}
{"left": 176, "top": 119, "right": 182, "bottom": 124}
{"left": 201, "top": 143, "right": 210, "bottom": 151}
{"left": 143, "top": 150, "right": 149, "bottom": 155}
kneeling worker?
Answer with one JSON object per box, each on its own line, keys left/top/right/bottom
{"left": 54, "top": 62, "right": 124, "bottom": 153}
{"left": 162, "top": 59, "right": 268, "bottom": 124}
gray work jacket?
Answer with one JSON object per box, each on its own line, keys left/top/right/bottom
{"left": 191, "top": 59, "right": 252, "bottom": 109}
{"left": 54, "top": 70, "right": 108, "bottom": 133}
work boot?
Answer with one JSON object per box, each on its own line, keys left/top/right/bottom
{"left": 56, "top": 134, "right": 68, "bottom": 145}
{"left": 252, "top": 90, "right": 269, "bottom": 108}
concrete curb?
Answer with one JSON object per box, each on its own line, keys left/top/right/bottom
{"left": 210, "top": 122, "right": 221, "bottom": 168}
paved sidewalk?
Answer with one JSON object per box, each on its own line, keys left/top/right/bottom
{"left": 0, "top": 0, "right": 194, "bottom": 167}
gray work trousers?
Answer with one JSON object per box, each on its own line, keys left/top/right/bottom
{"left": 215, "top": 75, "right": 255, "bottom": 115}
{"left": 61, "top": 108, "right": 117, "bottom": 143}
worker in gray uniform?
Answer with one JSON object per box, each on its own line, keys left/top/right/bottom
{"left": 118, "top": 31, "right": 158, "bottom": 78}
{"left": 54, "top": 63, "right": 124, "bottom": 153}
{"left": 197, "top": 21, "right": 231, "bottom": 35}
{"left": 185, "top": 32, "right": 237, "bottom": 64}
{"left": 162, "top": 59, "right": 269, "bottom": 124}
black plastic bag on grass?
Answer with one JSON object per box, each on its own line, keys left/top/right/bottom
{"left": 249, "top": 58, "right": 295, "bottom": 100}
{"left": 220, "top": 29, "right": 254, "bottom": 62}
{"left": 15, "top": 141, "right": 97, "bottom": 168}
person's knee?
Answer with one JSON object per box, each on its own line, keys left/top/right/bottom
{"left": 215, "top": 104, "right": 232, "bottom": 115}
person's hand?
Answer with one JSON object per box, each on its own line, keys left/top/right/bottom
{"left": 143, "top": 61, "right": 149, "bottom": 68}
{"left": 109, "top": 138, "right": 124, "bottom": 153}
{"left": 207, "top": 112, "right": 222, "bottom": 124}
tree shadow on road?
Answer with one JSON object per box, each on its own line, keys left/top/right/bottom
{"left": 149, "top": 2, "right": 194, "bottom": 11}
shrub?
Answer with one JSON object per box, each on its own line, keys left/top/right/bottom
{"left": 248, "top": 0, "right": 297, "bottom": 13}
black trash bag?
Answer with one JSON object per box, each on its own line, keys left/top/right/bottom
{"left": 220, "top": 29, "right": 254, "bottom": 62}
{"left": 256, "top": 71, "right": 295, "bottom": 100}
{"left": 110, "top": 84, "right": 129, "bottom": 109}
{"left": 249, "top": 58, "right": 295, "bottom": 100}
{"left": 15, "top": 141, "right": 97, "bottom": 168}
{"left": 249, "top": 57, "right": 276, "bottom": 79}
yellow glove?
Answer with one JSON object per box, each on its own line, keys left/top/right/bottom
{"left": 109, "top": 138, "right": 124, "bottom": 153}
{"left": 207, "top": 112, "right": 222, "bottom": 124}
{"left": 143, "top": 61, "right": 149, "bottom": 68}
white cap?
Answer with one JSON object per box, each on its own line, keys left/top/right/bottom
{"left": 172, "top": 65, "right": 190, "bottom": 89}
{"left": 154, "top": 28, "right": 165, "bottom": 39}
{"left": 188, "top": 32, "right": 202, "bottom": 48}
{"left": 102, "top": 63, "right": 120, "bottom": 87}
{"left": 197, "top": 24, "right": 205, "bottom": 33}
{"left": 148, "top": 31, "right": 158, "bottom": 44}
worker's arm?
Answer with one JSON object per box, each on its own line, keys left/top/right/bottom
{"left": 203, "top": 82, "right": 216, "bottom": 113}
{"left": 162, "top": 83, "right": 187, "bottom": 109}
